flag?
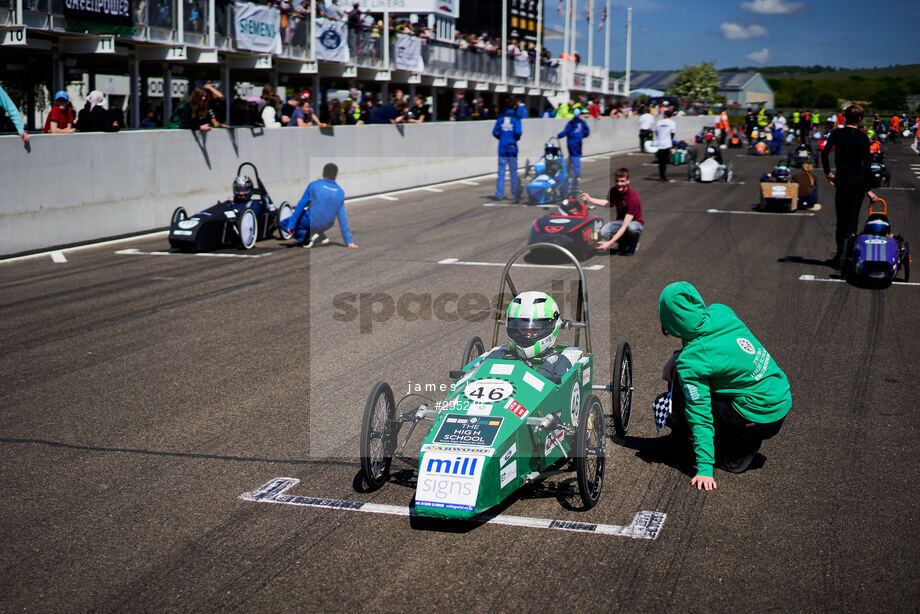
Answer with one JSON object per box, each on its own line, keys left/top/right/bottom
{"left": 596, "top": 5, "right": 606, "bottom": 31}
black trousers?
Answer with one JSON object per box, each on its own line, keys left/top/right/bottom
{"left": 834, "top": 185, "right": 866, "bottom": 256}
{"left": 639, "top": 129, "right": 652, "bottom": 148}
{"left": 656, "top": 148, "right": 669, "bottom": 180}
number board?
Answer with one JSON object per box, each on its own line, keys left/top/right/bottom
{"left": 434, "top": 415, "right": 504, "bottom": 447}
{"left": 463, "top": 378, "right": 515, "bottom": 403}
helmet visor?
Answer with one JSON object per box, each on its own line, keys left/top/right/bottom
{"left": 508, "top": 317, "right": 556, "bottom": 348}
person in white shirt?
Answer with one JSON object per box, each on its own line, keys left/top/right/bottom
{"left": 638, "top": 105, "right": 655, "bottom": 149}
{"left": 655, "top": 108, "right": 677, "bottom": 181}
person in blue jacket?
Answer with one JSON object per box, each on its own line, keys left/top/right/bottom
{"left": 557, "top": 108, "right": 590, "bottom": 195}
{"left": 492, "top": 99, "right": 523, "bottom": 201}
{"left": 281, "top": 163, "right": 358, "bottom": 248}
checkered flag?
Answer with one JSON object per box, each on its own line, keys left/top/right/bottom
{"left": 652, "top": 387, "right": 672, "bottom": 434}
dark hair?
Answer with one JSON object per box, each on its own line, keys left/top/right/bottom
{"left": 614, "top": 167, "right": 630, "bottom": 180}
{"left": 844, "top": 104, "right": 864, "bottom": 125}
{"left": 323, "top": 163, "right": 338, "bottom": 179}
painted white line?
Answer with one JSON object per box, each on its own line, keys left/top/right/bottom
{"left": 439, "top": 257, "right": 604, "bottom": 271}
{"left": 459, "top": 180, "right": 480, "bottom": 185}
{"left": 1, "top": 231, "right": 169, "bottom": 265}
{"left": 708, "top": 208, "right": 815, "bottom": 217}
{"left": 240, "top": 478, "right": 666, "bottom": 540}
{"left": 877, "top": 187, "right": 916, "bottom": 191}
{"left": 483, "top": 202, "right": 556, "bottom": 208}
{"left": 379, "top": 195, "right": 399, "bottom": 201}
{"left": 115, "top": 248, "right": 272, "bottom": 259}
{"left": 799, "top": 274, "right": 920, "bottom": 287}
{"left": 422, "top": 187, "right": 444, "bottom": 193}
{"left": 50, "top": 251, "right": 67, "bottom": 263}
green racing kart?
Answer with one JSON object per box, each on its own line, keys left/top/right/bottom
{"left": 359, "top": 243, "right": 634, "bottom": 520}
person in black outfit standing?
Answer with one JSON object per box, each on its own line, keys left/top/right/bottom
{"left": 820, "top": 104, "right": 878, "bottom": 268}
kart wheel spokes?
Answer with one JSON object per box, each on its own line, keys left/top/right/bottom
{"left": 360, "top": 382, "right": 397, "bottom": 490}
{"left": 576, "top": 395, "right": 605, "bottom": 509}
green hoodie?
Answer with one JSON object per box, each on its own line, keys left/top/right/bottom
{"left": 658, "top": 282, "right": 791, "bottom": 476}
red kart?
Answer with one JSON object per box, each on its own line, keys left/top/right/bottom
{"left": 525, "top": 199, "right": 603, "bottom": 263}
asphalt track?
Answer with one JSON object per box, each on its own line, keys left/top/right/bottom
{"left": 2, "top": 142, "right": 919, "bottom": 612}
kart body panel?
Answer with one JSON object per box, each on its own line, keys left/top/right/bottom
{"left": 526, "top": 213, "right": 602, "bottom": 262}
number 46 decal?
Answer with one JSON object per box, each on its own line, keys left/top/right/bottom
{"left": 463, "top": 378, "right": 514, "bottom": 403}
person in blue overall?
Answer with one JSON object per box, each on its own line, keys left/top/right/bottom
{"left": 281, "top": 163, "right": 358, "bottom": 248}
{"left": 492, "top": 99, "right": 523, "bottom": 201}
{"left": 557, "top": 108, "right": 590, "bottom": 195}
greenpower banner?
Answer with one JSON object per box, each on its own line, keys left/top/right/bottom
{"left": 64, "top": 0, "right": 134, "bottom": 35}
{"left": 233, "top": 1, "right": 281, "bottom": 55}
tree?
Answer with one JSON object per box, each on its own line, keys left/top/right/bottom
{"left": 668, "top": 62, "right": 719, "bottom": 102}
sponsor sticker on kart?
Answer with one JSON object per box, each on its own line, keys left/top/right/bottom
{"left": 500, "top": 443, "right": 517, "bottom": 466}
{"left": 504, "top": 398, "right": 527, "bottom": 419}
{"left": 522, "top": 371, "right": 545, "bottom": 392}
{"left": 421, "top": 443, "right": 494, "bottom": 456}
{"left": 464, "top": 378, "right": 514, "bottom": 403}
{"left": 499, "top": 461, "right": 516, "bottom": 489}
{"left": 224, "top": 210, "right": 237, "bottom": 218}
{"left": 416, "top": 451, "right": 485, "bottom": 512}
{"left": 171, "top": 230, "right": 193, "bottom": 236}
{"left": 467, "top": 402, "right": 492, "bottom": 416}
{"left": 544, "top": 428, "right": 565, "bottom": 456}
{"left": 490, "top": 363, "right": 514, "bottom": 376}
{"left": 582, "top": 366, "right": 591, "bottom": 387}
{"left": 434, "top": 414, "right": 503, "bottom": 447}
{"left": 549, "top": 218, "right": 571, "bottom": 224}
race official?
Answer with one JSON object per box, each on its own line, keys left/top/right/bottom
{"left": 557, "top": 108, "right": 590, "bottom": 195}
{"left": 659, "top": 282, "right": 791, "bottom": 491}
{"left": 654, "top": 108, "right": 676, "bottom": 181}
{"left": 581, "top": 167, "right": 644, "bottom": 255}
{"left": 637, "top": 105, "right": 654, "bottom": 149}
{"left": 492, "top": 99, "right": 523, "bottom": 201}
{"left": 282, "top": 163, "right": 357, "bottom": 249}
{"left": 821, "top": 104, "right": 878, "bottom": 267}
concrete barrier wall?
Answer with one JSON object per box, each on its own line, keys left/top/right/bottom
{"left": 0, "top": 116, "right": 709, "bottom": 256}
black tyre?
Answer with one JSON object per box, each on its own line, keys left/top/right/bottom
{"left": 278, "top": 201, "right": 294, "bottom": 240}
{"left": 171, "top": 207, "right": 188, "bottom": 227}
{"left": 882, "top": 172, "right": 891, "bottom": 187}
{"left": 460, "top": 336, "right": 485, "bottom": 370}
{"left": 237, "top": 208, "right": 258, "bottom": 249}
{"left": 611, "top": 341, "right": 633, "bottom": 438}
{"left": 904, "top": 243, "right": 911, "bottom": 283}
{"left": 575, "top": 394, "right": 606, "bottom": 509}
{"left": 360, "top": 382, "right": 397, "bottom": 490}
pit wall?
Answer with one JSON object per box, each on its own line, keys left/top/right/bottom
{"left": 0, "top": 116, "right": 710, "bottom": 256}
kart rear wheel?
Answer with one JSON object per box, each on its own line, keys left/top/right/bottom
{"left": 278, "top": 201, "right": 294, "bottom": 240}
{"left": 171, "top": 207, "right": 188, "bottom": 227}
{"left": 611, "top": 341, "right": 633, "bottom": 438}
{"left": 237, "top": 208, "right": 258, "bottom": 249}
{"left": 575, "top": 394, "right": 606, "bottom": 509}
{"left": 360, "top": 382, "right": 397, "bottom": 491}
{"left": 461, "top": 336, "right": 485, "bottom": 370}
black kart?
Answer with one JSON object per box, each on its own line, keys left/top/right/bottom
{"left": 168, "top": 162, "right": 293, "bottom": 251}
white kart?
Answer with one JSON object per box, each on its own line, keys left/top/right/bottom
{"left": 687, "top": 156, "right": 733, "bottom": 183}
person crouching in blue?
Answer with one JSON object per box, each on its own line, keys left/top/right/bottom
{"left": 492, "top": 98, "right": 523, "bottom": 201}
{"left": 557, "top": 107, "right": 590, "bottom": 195}
{"left": 281, "top": 163, "right": 358, "bottom": 249}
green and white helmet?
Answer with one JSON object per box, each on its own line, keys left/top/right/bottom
{"left": 507, "top": 291, "right": 561, "bottom": 359}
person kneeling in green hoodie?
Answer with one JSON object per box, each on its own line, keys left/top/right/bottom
{"left": 658, "top": 282, "right": 791, "bottom": 491}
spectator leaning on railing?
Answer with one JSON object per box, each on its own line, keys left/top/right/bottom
{"left": 43, "top": 90, "right": 76, "bottom": 134}
{"left": 0, "top": 84, "right": 30, "bottom": 143}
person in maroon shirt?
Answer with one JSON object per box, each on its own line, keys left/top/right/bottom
{"left": 581, "top": 167, "right": 644, "bottom": 255}
{"left": 43, "top": 91, "right": 75, "bottom": 134}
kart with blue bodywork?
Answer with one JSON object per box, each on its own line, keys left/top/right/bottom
{"left": 168, "top": 162, "right": 293, "bottom": 251}
{"left": 520, "top": 138, "right": 574, "bottom": 205}
{"left": 842, "top": 199, "right": 910, "bottom": 287}
{"left": 359, "top": 243, "right": 634, "bottom": 520}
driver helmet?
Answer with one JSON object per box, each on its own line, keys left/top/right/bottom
{"left": 233, "top": 175, "right": 254, "bottom": 202}
{"left": 863, "top": 214, "right": 890, "bottom": 236}
{"left": 773, "top": 165, "right": 790, "bottom": 182}
{"left": 507, "top": 291, "right": 561, "bottom": 360}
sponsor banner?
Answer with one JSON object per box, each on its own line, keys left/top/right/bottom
{"left": 500, "top": 461, "right": 516, "bottom": 488}
{"left": 416, "top": 451, "right": 484, "bottom": 511}
{"left": 513, "top": 54, "right": 531, "bottom": 79}
{"left": 434, "top": 414, "right": 503, "bottom": 447}
{"left": 354, "top": 0, "right": 457, "bottom": 18}
{"left": 395, "top": 33, "right": 425, "bottom": 72}
{"left": 64, "top": 0, "right": 134, "bottom": 35}
{"left": 234, "top": 2, "right": 282, "bottom": 55}
{"left": 421, "top": 443, "right": 494, "bottom": 456}
{"left": 314, "top": 17, "right": 351, "bottom": 63}
{"left": 504, "top": 398, "right": 527, "bottom": 419}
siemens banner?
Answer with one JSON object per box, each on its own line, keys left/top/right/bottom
{"left": 64, "top": 0, "right": 134, "bottom": 35}
{"left": 234, "top": 2, "right": 282, "bottom": 55}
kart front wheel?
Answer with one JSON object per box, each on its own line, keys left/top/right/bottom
{"left": 460, "top": 336, "right": 485, "bottom": 370}
{"left": 278, "top": 201, "right": 294, "bottom": 240}
{"left": 360, "top": 382, "right": 397, "bottom": 491}
{"left": 575, "top": 394, "right": 606, "bottom": 509}
{"left": 611, "top": 341, "right": 633, "bottom": 438}
{"left": 237, "top": 208, "right": 258, "bottom": 249}
{"left": 171, "top": 207, "right": 187, "bottom": 227}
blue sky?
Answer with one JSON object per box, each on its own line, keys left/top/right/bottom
{"left": 539, "top": 0, "right": 920, "bottom": 71}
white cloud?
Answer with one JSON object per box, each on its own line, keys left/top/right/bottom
{"left": 745, "top": 47, "right": 771, "bottom": 64}
{"left": 740, "top": 0, "right": 805, "bottom": 14}
{"left": 720, "top": 22, "right": 768, "bottom": 39}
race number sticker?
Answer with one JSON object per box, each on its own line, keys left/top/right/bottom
{"left": 434, "top": 415, "right": 504, "bottom": 447}
{"left": 464, "top": 378, "right": 514, "bottom": 403}
{"left": 570, "top": 382, "right": 581, "bottom": 428}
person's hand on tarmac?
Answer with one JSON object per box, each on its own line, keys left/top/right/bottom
{"left": 347, "top": 243, "right": 358, "bottom": 248}
{"left": 597, "top": 239, "right": 614, "bottom": 251}
{"left": 691, "top": 475, "right": 717, "bottom": 491}
{"left": 825, "top": 171, "right": 835, "bottom": 187}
